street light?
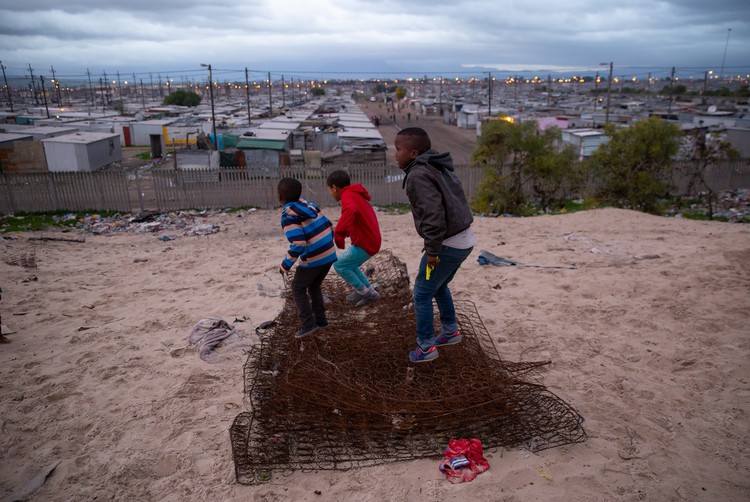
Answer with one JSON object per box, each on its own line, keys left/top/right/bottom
{"left": 200, "top": 63, "right": 218, "bottom": 151}
{"left": 600, "top": 61, "right": 613, "bottom": 125}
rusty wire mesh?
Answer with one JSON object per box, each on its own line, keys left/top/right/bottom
{"left": 231, "top": 250, "right": 586, "bottom": 484}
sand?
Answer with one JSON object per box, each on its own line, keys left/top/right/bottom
{"left": 1, "top": 207, "right": 749, "bottom": 501}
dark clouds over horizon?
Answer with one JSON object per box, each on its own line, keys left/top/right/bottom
{"left": 1, "top": 0, "right": 748, "bottom": 79}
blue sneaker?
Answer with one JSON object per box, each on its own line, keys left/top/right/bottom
{"left": 408, "top": 346, "right": 438, "bottom": 363}
{"left": 295, "top": 324, "right": 320, "bottom": 339}
{"left": 434, "top": 330, "right": 462, "bottom": 346}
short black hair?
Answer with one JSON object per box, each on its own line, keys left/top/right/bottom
{"left": 278, "top": 177, "right": 302, "bottom": 203}
{"left": 326, "top": 170, "right": 350, "bottom": 189}
{"left": 396, "top": 127, "right": 431, "bottom": 154}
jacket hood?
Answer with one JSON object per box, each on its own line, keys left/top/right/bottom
{"left": 402, "top": 149, "right": 455, "bottom": 189}
{"left": 342, "top": 183, "right": 371, "bottom": 201}
{"left": 414, "top": 149, "right": 455, "bottom": 172}
{"left": 285, "top": 199, "right": 318, "bottom": 220}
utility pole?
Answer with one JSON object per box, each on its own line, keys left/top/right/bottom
{"left": 291, "top": 76, "right": 295, "bottom": 104}
{"left": 149, "top": 73, "right": 154, "bottom": 101}
{"left": 604, "top": 62, "right": 613, "bottom": 125}
{"left": 28, "top": 64, "right": 39, "bottom": 105}
{"left": 487, "top": 72, "right": 492, "bottom": 117}
{"left": 39, "top": 75, "right": 50, "bottom": 118}
{"left": 703, "top": 70, "right": 709, "bottom": 96}
{"left": 282, "top": 75, "right": 286, "bottom": 108}
{"left": 547, "top": 74, "right": 552, "bottom": 107}
{"left": 1, "top": 61, "right": 13, "bottom": 112}
{"left": 103, "top": 70, "right": 110, "bottom": 104}
{"left": 158, "top": 73, "right": 164, "bottom": 98}
{"left": 99, "top": 78, "right": 105, "bottom": 114}
{"left": 439, "top": 76, "right": 443, "bottom": 108}
{"left": 267, "top": 72, "right": 272, "bottom": 115}
{"left": 667, "top": 66, "right": 675, "bottom": 117}
{"left": 50, "top": 65, "right": 62, "bottom": 106}
{"left": 719, "top": 28, "right": 732, "bottom": 80}
{"left": 132, "top": 73, "right": 137, "bottom": 99}
{"left": 594, "top": 71, "right": 599, "bottom": 110}
{"left": 200, "top": 64, "right": 218, "bottom": 151}
{"left": 116, "top": 71, "right": 123, "bottom": 102}
{"left": 245, "top": 67, "right": 251, "bottom": 126}
{"left": 140, "top": 79, "right": 146, "bottom": 109}
{"left": 87, "top": 68, "right": 95, "bottom": 107}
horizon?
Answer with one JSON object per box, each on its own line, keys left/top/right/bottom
{"left": 1, "top": 0, "right": 749, "bottom": 85}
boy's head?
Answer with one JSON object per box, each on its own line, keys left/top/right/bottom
{"left": 278, "top": 177, "right": 302, "bottom": 204}
{"left": 326, "top": 170, "right": 350, "bottom": 202}
{"left": 394, "top": 127, "right": 431, "bottom": 169}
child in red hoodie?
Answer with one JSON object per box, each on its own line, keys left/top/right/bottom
{"left": 326, "top": 170, "right": 382, "bottom": 307}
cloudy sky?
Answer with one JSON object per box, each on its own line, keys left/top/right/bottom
{"left": 1, "top": 0, "right": 748, "bottom": 81}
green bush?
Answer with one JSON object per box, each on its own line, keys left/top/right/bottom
{"left": 588, "top": 117, "right": 680, "bottom": 214}
{"left": 163, "top": 90, "right": 201, "bottom": 107}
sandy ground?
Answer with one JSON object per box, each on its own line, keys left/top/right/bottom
{"left": 1, "top": 207, "right": 749, "bottom": 501}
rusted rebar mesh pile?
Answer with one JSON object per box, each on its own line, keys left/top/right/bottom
{"left": 231, "top": 250, "right": 586, "bottom": 484}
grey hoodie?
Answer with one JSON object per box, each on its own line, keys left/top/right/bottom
{"left": 402, "top": 149, "right": 474, "bottom": 255}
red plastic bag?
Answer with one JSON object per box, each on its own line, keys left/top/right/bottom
{"left": 439, "top": 438, "right": 490, "bottom": 483}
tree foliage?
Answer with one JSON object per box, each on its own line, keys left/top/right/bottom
{"left": 678, "top": 129, "right": 740, "bottom": 219}
{"left": 311, "top": 87, "right": 325, "bottom": 96}
{"left": 588, "top": 117, "right": 681, "bottom": 214}
{"left": 162, "top": 90, "right": 201, "bottom": 107}
{"left": 471, "top": 120, "right": 583, "bottom": 214}
{"left": 394, "top": 87, "right": 407, "bottom": 100}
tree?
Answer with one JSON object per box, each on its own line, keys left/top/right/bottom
{"left": 162, "top": 90, "right": 201, "bottom": 107}
{"left": 660, "top": 84, "right": 687, "bottom": 96}
{"left": 679, "top": 129, "right": 740, "bottom": 219}
{"left": 394, "top": 87, "right": 407, "bottom": 101}
{"left": 311, "top": 87, "right": 325, "bottom": 96}
{"left": 588, "top": 117, "right": 681, "bottom": 214}
{"left": 472, "top": 120, "right": 583, "bottom": 214}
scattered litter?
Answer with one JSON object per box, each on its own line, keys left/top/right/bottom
{"left": 439, "top": 438, "right": 490, "bottom": 484}
{"left": 537, "top": 465, "right": 553, "bottom": 482}
{"left": 188, "top": 317, "right": 256, "bottom": 363}
{"left": 133, "top": 257, "right": 149, "bottom": 263}
{"left": 187, "top": 224, "right": 219, "bottom": 236}
{"left": 633, "top": 253, "right": 661, "bottom": 261}
{"left": 22, "top": 275, "right": 38, "bottom": 283}
{"left": 75, "top": 209, "right": 235, "bottom": 236}
{"left": 477, "top": 250, "right": 576, "bottom": 270}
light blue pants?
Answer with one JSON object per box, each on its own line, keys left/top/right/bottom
{"left": 333, "top": 245, "right": 372, "bottom": 290}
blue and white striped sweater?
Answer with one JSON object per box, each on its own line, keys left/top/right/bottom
{"left": 280, "top": 198, "right": 337, "bottom": 271}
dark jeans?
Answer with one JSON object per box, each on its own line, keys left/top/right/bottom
{"left": 291, "top": 263, "right": 332, "bottom": 329}
{"left": 413, "top": 245, "right": 473, "bottom": 349}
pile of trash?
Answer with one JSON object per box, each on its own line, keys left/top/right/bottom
{"left": 60, "top": 209, "right": 256, "bottom": 237}
{"left": 669, "top": 189, "right": 750, "bottom": 222}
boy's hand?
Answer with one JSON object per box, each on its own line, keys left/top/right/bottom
{"left": 427, "top": 255, "right": 440, "bottom": 268}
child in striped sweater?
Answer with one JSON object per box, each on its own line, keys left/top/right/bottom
{"left": 278, "top": 178, "right": 338, "bottom": 338}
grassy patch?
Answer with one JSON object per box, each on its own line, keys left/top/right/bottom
{"left": 224, "top": 205, "right": 261, "bottom": 213}
{"left": 377, "top": 203, "right": 411, "bottom": 215}
{"left": 135, "top": 151, "right": 152, "bottom": 160}
{"left": 0, "top": 211, "right": 115, "bottom": 233}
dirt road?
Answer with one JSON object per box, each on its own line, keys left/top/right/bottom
{"left": 356, "top": 100, "right": 478, "bottom": 166}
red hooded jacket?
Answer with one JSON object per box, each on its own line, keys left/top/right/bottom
{"left": 334, "top": 183, "right": 381, "bottom": 256}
